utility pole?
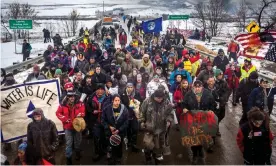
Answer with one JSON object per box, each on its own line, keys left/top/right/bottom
{"left": 102, "top": 1, "right": 104, "bottom": 19}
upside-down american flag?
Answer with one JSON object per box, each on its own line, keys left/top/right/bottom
{"left": 234, "top": 31, "right": 276, "bottom": 61}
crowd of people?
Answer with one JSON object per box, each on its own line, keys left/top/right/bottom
{"left": 1, "top": 15, "right": 276, "bottom": 165}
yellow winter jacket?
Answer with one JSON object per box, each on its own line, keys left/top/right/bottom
{"left": 240, "top": 64, "right": 256, "bottom": 81}
{"left": 191, "top": 60, "right": 200, "bottom": 77}
{"left": 83, "top": 37, "right": 89, "bottom": 46}
{"left": 133, "top": 40, "right": 139, "bottom": 48}
{"left": 183, "top": 60, "right": 192, "bottom": 73}
{"left": 84, "top": 30, "right": 89, "bottom": 36}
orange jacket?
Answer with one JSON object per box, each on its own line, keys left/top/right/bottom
{"left": 228, "top": 42, "right": 239, "bottom": 53}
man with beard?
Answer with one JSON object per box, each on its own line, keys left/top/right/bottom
{"left": 140, "top": 89, "right": 174, "bottom": 165}
{"left": 56, "top": 91, "right": 85, "bottom": 164}
{"left": 27, "top": 108, "right": 59, "bottom": 164}
{"left": 111, "top": 65, "right": 128, "bottom": 95}
{"left": 237, "top": 71, "right": 259, "bottom": 125}
{"left": 25, "top": 64, "right": 46, "bottom": 82}
{"left": 92, "top": 65, "right": 107, "bottom": 85}
{"left": 73, "top": 71, "right": 83, "bottom": 93}
{"left": 86, "top": 84, "right": 112, "bottom": 161}
{"left": 121, "top": 82, "right": 142, "bottom": 152}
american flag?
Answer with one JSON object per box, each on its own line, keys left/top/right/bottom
{"left": 264, "top": 43, "right": 276, "bottom": 63}
{"left": 234, "top": 31, "right": 276, "bottom": 59}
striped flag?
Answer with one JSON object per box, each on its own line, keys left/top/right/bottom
{"left": 234, "top": 31, "right": 276, "bottom": 59}
{"left": 264, "top": 44, "right": 276, "bottom": 63}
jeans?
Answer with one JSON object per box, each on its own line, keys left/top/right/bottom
{"left": 65, "top": 129, "right": 82, "bottom": 158}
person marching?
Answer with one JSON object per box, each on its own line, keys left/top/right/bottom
{"left": 102, "top": 94, "right": 129, "bottom": 165}
{"left": 140, "top": 89, "right": 174, "bottom": 165}
{"left": 181, "top": 80, "right": 216, "bottom": 164}
{"left": 56, "top": 90, "right": 85, "bottom": 165}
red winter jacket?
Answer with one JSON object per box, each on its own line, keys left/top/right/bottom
{"left": 78, "top": 43, "right": 86, "bottom": 51}
{"left": 119, "top": 34, "right": 127, "bottom": 45}
{"left": 224, "top": 68, "right": 240, "bottom": 89}
{"left": 56, "top": 101, "right": 85, "bottom": 130}
{"left": 173, "top": 87, "right": 189, "bottom": 116}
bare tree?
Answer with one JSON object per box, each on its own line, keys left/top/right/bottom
{"left": 237, "top": 0, "right": 249, "bottom": 32}
{"left": 191, "top": 3, "right": 207, "bottom": 31}
{"left": 62, "top": 20, "right": 71, "bottom": 37}
{"left": 46, "top": 22, "right": 56, "bottom": 37}
{"left": 5, "top": 2, "right": 37, "bottom": 39}
{"left": 176, "top": 20, "right": 181, "bottom": 29}
{"left": 192, "top": 0, "right": 226, "bottom": 37}
{"left": 249, "top": 0, "right": 276, "bottom": 30}
{"left": 168, "top": 20, "right": 174, "bottom": 29}
{"left": 69, "top": 9, "right": 80, "bottom": 36}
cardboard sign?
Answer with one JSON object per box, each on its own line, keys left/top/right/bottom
{"left": 179, "top": 110, "right": 218, "bottom": 147}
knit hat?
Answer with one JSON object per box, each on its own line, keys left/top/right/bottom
{"left": 70, "top": 50, "right": 76, "bottom": 55}
{"left": 214, "top": 68, "right": 223, "bottom": 77}
{"left": 67, "top": 90, "right": 77, "bottom": 96}
{"left": 218, "top": 48, "right": 224, "bottom": 55}
{"left": 249, "top": 71, "right": 258, "bottom": 80}
{"left": 96, "top": 83, "right": 105, "bottom": 90}
{"left": 64, "top": 82, "right": 74, "bottom": 90}
{"left": 155, "top": 55, "right": 161, "bottom": 61}
{"left": 33, "top": 64, "right": 40, "bottom": 72}
{"left": 193, "top": 80, "right": 203, "bottom": 87}
{"left": 55, "top": 69, "right": 62, "bottom": 75}
{"left": 207, "top": 61, "right": 213, "bottom": 66}
{"left": 32, "top": 108, "right": 43, "bottom": 116}
{"left": 153, "top": 89, "right": 165, "bottom": 98}
{"left": 182, "top": 49, "right": 189, "bottom": 57}
{"left": 178, "top": 63, "right": 184, "bottom": 68}
{"left": 18, "top": 142, "right": 27, "bottom": 153}
{"left": 126, "top": 82, "right": 134, "bottom": 87}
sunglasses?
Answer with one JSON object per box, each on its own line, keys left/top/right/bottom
{"left": 252, "top": 120, "right": 263, "bottom": 125}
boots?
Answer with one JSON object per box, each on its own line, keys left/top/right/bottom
{"left": 75, "top": 151, "right": 81, "bottom": 161}
{"left": 66, "top": 157, "right": 72, "bottom": 165}
{"left": 92, "top": 137, "right": 102, "bottom": 161}
{"left": 144, "top": 150, "right": 153, "bottom": 165}
{"left": 131, "top": 144, "right": 140, "bottom": 153}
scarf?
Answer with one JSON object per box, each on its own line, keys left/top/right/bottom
{"left": 143, "top": 60, "right": 150, "bottom": 67}
{"left": 97, "top": 94, "right": 106, "bottom": 103}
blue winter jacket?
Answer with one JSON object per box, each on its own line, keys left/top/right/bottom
{"left": 248, "top": 86, "right": 276, "bottom": 113}
{"left": 169, "top": 69, "right": 192, "bottom": 85}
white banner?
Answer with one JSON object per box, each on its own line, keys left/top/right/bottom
{"left": 1, "top": 79, "right": 63, "bottom": 142}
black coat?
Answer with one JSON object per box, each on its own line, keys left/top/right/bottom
{"left": 91, "top": 72, "right": 107, "bottom": 85}
{"left": 181, "top": 89, "right": 216, "bottom": 111}
{"left": 120, "top": 89, "right": 142, "bottom": 119}
{"left": 27, "top": 113, "right": 59, "bottom": 159}
{"left": 101, "top": 104, "right": 129, "bottom": 137}
{"left": 213, "top": 55, "right": 229, "bottom": 73}
{"left": 240, "top": 123, "right": 271, "bottom": 164}
{"left": 237, "top": 78, "right": 259, "bottom": 104}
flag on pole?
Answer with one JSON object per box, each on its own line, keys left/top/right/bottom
{"left": 142, "top": 17, "right": 163, "bottom": 34}
{"left": 264, "top": 44, "right": 276, "bottom": 63}
{"left": 234, "top": 31, "right": 276, "bottom": 59}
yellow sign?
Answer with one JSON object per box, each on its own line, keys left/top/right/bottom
{"left": 246, "top": 21, "right": 260, "bottom": 33}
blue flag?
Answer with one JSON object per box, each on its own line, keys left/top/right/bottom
{"left": 26, "top": 101, "right": 35, "bottom": 118}
{"left": 142, "top": 17, "right": 162, "bottom": 34}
